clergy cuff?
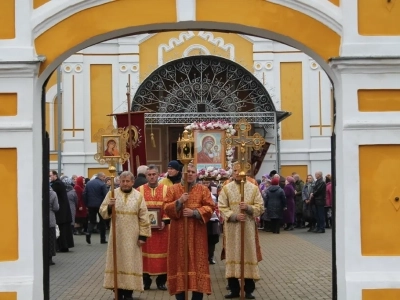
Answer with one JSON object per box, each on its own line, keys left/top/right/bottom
{"left": 162, "top": 218, "right": 171, "bottom": 225}
{"left": 175, "top": 200, "right": 183, "bottom": 211}
{"left": 107, "top": 206, "right": 112, "bottom": 216}
{"left": 192, "top": 209, "right": 201, "bottom": 219}
{"left": 138, "top": 235, "right": 147, "bottom": 242}
{"left": 228, "top": 214, "right": 238, "bottom": 222}
{"left": 245, "top": 206, "right": 254, "bottom": 215}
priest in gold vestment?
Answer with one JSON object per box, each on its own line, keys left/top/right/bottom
{"left": 99, "top": 171, "right": 151, "bottom": 300}
{"left": 137, "top": 165, "right": 169, "bottom": 291}
{"left": 164, "top": 163, "right": 215, "bottom": 300}
{"left": 218, "top": 168, "right": 264, "bottom": 300}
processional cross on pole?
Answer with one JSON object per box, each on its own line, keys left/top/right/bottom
{"left": 221, "top": 119, "right": 266, "bottom": 300}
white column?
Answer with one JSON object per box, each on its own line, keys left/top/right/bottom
{"left": 0, "top": 62, "right": 43, "bottom": 299}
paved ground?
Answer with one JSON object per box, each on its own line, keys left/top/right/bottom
{"left": 50, "top": 228, "right": 332, "bottom": 300}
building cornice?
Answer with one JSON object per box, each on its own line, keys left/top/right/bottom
{"left": 0, "top": 60, "right": 43, "bottom": 78}
{"left": 329, "top": 57, "right": 400, "bottom": 74}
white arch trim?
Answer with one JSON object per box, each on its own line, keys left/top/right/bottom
{"left": 32, "top": 0, "right": 342, "bottom": 40}
{"left": 32, "top": 0, "right": 113, "bottom": 38}
{"left": 197, "top": 31, "right": 235, "bottom": 61}
{"left": 38, "top": 22, "right": 339, "bottom": 86}
{"left": 158, "top": 31, "right": 195, "bottom": 66}
{"left": 269, "top": 0, "right": 342, "bottom": 34}
{"left": 182, "top": 44, "right": 211, "bottom": 57}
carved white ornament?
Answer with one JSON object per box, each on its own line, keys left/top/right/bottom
{"left": 120, "top": 65, "right": 128, "bottom": 72}
{"left": 183, "top": 44, "right": 211, "bottom": 57}
{"left": 197, "top": 31, "right": 235, "bottom": 61}
{"left": 74, "top": 64, "right": 83, "bottom": 73}
{"left": 310, "top": 60, "right": 319, "bottom": 70}
{"left": 158, "top": 31, "right": 195, "bottom": 66}
{"left": 63, "top": 64, "right": 72, "bottom": 73}
{"left": 131, "top": 64, "right": 139, "bottom": 72}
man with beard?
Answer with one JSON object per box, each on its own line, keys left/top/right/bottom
{"left": 137, "top": 165, "right": 169, "bottom": 291}
{"left": 159, "top": 160, "right": 182, "bottom": 187}
{"left": 164, "top": 163, "right": 215, "bottom": 300}
{"left": 99, "top": 171, "right": 151, "bottom": 300}
{"left": 49, "top": 170, "right": 74, "bottom": 252}
{"left": 218, "top": 166, "right": 264, "bottom": 299}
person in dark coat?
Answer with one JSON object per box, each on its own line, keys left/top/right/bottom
{"left": 293, "top": 174, "right": 305, "bottom": 228}
{"left": 302, "top": 175, "right": 315, "bottom": 232}
{"left": 283, "top": 176, "right": 296, "bottom": 231}
{"left": 133, "top": 165, "right": 148, "bottom": 188}
{"left": 310, "top": 171, "right": 326, "bottom": 233}
{"left": 264, "top": 177, "right": 287, "bottom": 234}
{"left": 83, "top": 172, "right": 108, "bottom": 244}
{"left": 49, "top": 186, "right": 59, "bottom": 265}
{"left": 50, "top": 170, "right": 74, "bottom": 252}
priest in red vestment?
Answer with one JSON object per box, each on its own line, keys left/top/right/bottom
{"left": 137, "top": 165, "right": 169, "bottom": 291}
{"left": 164, "top": 163, "right": 215, "bottom": 300}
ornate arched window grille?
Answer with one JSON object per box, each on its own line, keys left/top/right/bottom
{"left": 131, "top": 55, "right": 276, "bottom": 114}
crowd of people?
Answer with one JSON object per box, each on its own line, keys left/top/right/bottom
{"left": 48, "top": 162, "right": 332, "bottom": 300}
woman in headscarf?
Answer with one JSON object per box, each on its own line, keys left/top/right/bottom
{"left": 302, "top": 174, "right": 315, "bottom": 232}
{"left": 283, "top": 176, "right": 296, "bottom": 231}
{"left": 74, "top": 176, "right": 87, "bottom": 235}
{"left": 49, "top": 186, "right": 59, "bottom": 265}
{"left": 62, "top": 177, "right": 78, "bottom": 234}
{"left": 264, "top": 177, "right": 287, "bottom": 234}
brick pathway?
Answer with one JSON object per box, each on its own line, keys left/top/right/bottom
{"left": 50, "top": 228, "right": 332, "bottom": 300}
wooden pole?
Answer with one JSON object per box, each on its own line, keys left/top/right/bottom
{"left": 240, "top": 174, "right": 245, "bottom": 300}
{"left": 183, "top": 163, "right": 189, "bottom": 300}
{"left": 126, "top": 78, "right": 134, "bottom": 173}
{"left": 109, "top": 165, "right": 118, "bottom": 299}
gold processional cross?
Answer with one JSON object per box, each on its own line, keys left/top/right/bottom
{"left": 222, "top": 119, "right": 266, "bottom": 176}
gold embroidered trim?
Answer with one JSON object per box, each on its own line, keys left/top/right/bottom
{"left": 145, "top": 201, "right": 164, "bottom": 206}
{"left": 142, "top": 252, "right": 168, "bottom": 258}
{"left": 116, "top": 210, "right": 137, "bottom": 215}
{"left": 225, "top": 261, "right": 259, "bottom": 266}
{"left": 105, "top": 270, "right": 143, "bottom": 277}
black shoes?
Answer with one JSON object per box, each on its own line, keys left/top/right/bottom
{"left": 245, "top": 293, "right": 255, "bottom": 299}
{"left": 85, "top": 233, "right": 91, "bottom": 244}
{"left": 101, "top": 239, "right": 108, "bottom": 244}
{"left": 49, "top": 259, "right": 55, "bottom": 265}
{"left": 315, "top": 229, "right": 325, "bottom": 233}
{"left": 157, "top": 284, "right": 167, "bottom": 290}
{"left": 144, "top": 278, "right": 152, "bottom": 290}
{"left": 225, "top": 292, "right": 240, "bottom": 299}
{"left": 209, "top": 259, "right": 216, "bottom": 264}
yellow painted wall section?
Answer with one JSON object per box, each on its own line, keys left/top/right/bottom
{"left": 280, "top": 165, "right": 308, "bottom": 181}
{"left": 0, "top": 93, "right": 17, "bottom": 116}
{"left": 329, "top": 0, "right": 340, "bottom": 6}
{"left": 0, "top": 149, "right": 18, "bottom": 261}
{"left": 140, "top": 32, "right": 253, "bottom": 81}
{"left": 358, "top": 90, "right": 400, "bottom": 112}
{"left": 50, "top": 153, "right": 58, "bottom": 161}
{"left": 0, "top": 292, "right": 17, "bottom": 300}
{"left": 280, "top": 62, "right": 304, "bottom": 140}
{"left": 360, "top": 145, "right": 400, "bottom": 255}
{"left": 363, "top": 289, "right": 400, "bottom": 300}
{"left": 90, "top": 65, "right": 113, "bottom": 142}
{"left": 0, "top": 0, "right": 15, "bottom": 39}
{"left": 197, "top": 0, "right": 340, "bottom": 62}
{"left": 33, "top": 0, "right": 50, "bottom": 9}
{"left": 35, "top": 0, "right": 177, "bottom": 74}
{"left": 88, "top": 168, "right": 111, "bottom": 178}
{"left": 358, "top": 0, "right": 400, "bottom": 35}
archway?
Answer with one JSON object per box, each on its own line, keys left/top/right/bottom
{"left": 36, "top": 1, "right": 342, "bottom": 299}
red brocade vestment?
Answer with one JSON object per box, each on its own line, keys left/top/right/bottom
{"left": 164, "top": 183, "right": 215, "bottom": 295}
{"left": 137, "top": 184, "right": 169, "bottom": 275}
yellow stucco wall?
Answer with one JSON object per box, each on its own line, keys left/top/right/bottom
{"left": 358, "top": 90, "right": 400, "bottom": 112}
{"left": 0, "top": 0, "right": 15, "bottom": 39}
{"left": 0, "top": 93, "right": 17, "bottom": 116}
{"left": 358, "top": 0, "right": 400, "bottom": 35}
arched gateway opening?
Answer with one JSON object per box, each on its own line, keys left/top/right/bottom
{"left": 42, "top": 32, "right": 336, "bottom": 300}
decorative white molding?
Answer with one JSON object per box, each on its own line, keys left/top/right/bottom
{"left": 0, "top": 122, "right": 34, "bottom": 131}
{"left": 268, "top": 0, "right": 342, "bottom": 35}
{"left": 32, "top": 0, "right": 113, "bottom": 38}
{"left": 310, "top": 60, "right": 319, "bottom": 70}
{"left": 158, "top": 31, "right": 195, "bottom": 66}
{"left": 253, "top": 61, "right": 273, "bottom": 71}
{"left": 183, "top": 44, "right": 210, "bottom": 57}
{"left": 0, "top": 63, "right": 40, "bottom": 78}
{"left": 330, "top": 58, "right": 400, "bottom": 74}
{"left": 176, "top": 0, "right": 196, "bottom": 22}
{"left": 197, "top": 31, "right": 235, "bottom": 60}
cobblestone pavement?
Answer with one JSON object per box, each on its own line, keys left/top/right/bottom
{"left": 50, "top": 228, "right": 332, "bottom": 300}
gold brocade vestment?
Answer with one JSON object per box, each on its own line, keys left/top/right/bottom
{"left": 218, "top": 181, "right": 264, "bottom": 280}
{"left": 99, "top": 188, "right": 151, "bottom": 291}
{"left": 163, "top": 183, "right": 215, "bottom": 295}
{"left": 137, "top": 184, "right": 169, "bottom": 275}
